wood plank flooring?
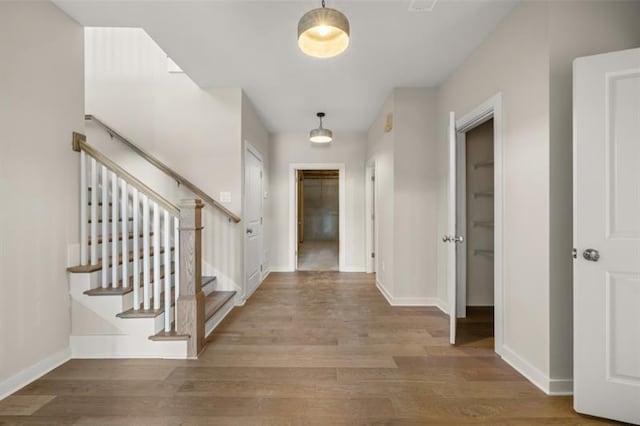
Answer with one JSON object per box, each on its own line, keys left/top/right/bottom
{"left": 0, "top": 272, "right": 618, "bottom": 425}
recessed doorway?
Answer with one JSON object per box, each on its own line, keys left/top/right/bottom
{"left": 457, "top": 118, "right": 495, "bottom": 347}
{"left": 289, "top": 163, "right": 346, "bottom": 272}
{"left": 296, "top": 170, "right": 339, "bottom": 271}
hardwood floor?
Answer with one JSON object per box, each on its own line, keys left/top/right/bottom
{"left": 1, "top": 272, "right": 617, "bottom": 425}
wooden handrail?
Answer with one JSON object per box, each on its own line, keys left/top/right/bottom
{"left": 85, "top": 114, "right": 241, "bottom": 223}
{"left": 73, "top": 132, "right": 179, "bottom": 216}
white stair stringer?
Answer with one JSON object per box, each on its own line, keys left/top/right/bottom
{"left": 69, "top": 271, "right": 187, "bottom": 358}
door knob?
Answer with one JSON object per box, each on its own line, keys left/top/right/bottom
{"left": 582, "top": 248, "right": 600, "bottom": 262}
{"left": 246, "top": 228, "right": 253, "bottom": 234}
{"left": 442, "top": 235, "right": 451, "bottom": 243}
{"left": 453, "top": 236, "right": 464, "bottom": 244}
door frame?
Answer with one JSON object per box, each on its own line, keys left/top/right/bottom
{"left": 365, "top": 161, "right": 376, "bottom": 274}
{"left": 289, "top": 163, "right": 346, "bottom": 271}
{"left": 452, "top": 93, "right": 504, "bottom": 354}
{"left": 243, "top": 141, "right": 264, "bottom": 300}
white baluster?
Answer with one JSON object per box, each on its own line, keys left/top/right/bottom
{"left": 90, "top": 158, "right": 97, "bottom": 264}
{"left": 132, "top": 189, "right": 140, "bottom": 309}
{"left": 164, "top": 210, "right": 171, "bottom": 332}
{"left": 101, "top": 165, "right": 108, "bottom": 288}
{"left": 153, "top": 202, "right": 161, "bottom": 311}
{"left": 111, "top": 171, "right": 118, "bottom": 288}
{"left": 143, "top": 194, "right": 151, "bottom": 310}
{"left": 80, "top": 151, "right": 87, "bottom": 265}
{"left": 174, "top": 216, "right": 180, "bottom": 301}
{"left": 121, "top": 179, "right": 128, "bottom": 288}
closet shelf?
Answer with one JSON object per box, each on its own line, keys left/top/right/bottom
{"left": 473, "top": 249, "right": 494, "bottom": 257}
{"left": 473, "top": 192, "right": 494, "bottom": 198}
{"left": 473, "top": 160, "right": 494, "bottom": 170}
{"left": 472, "top": 221, "right": 494, "bottom": 228}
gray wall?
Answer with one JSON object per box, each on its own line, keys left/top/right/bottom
{"left": 0, "top": 2, "right": 84, "bottom": 395}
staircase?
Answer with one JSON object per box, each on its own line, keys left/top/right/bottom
{"left": 67, "top": 130, "right": 237, "bottom": 359}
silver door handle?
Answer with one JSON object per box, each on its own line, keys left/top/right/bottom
{"left": 246, "top": 228, "right": 253, "bottom": 234}
{"left": 583, "top": 248, "right": 600, "bottom": 262}
{"left": 442, "top": 235, "right": 451, "bottom": 243}
{"left": 453, "top": 236, "right": 464, "bottom": 244}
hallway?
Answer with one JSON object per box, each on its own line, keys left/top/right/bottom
{"left": 1, "top": 273, "right": 607, "bottom": 424}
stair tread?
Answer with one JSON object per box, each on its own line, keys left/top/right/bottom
{"left": 201, "top": 276, "right": 217, "bottom": 288}
{"left": 67, "top": 246, "right": 175, "bottom": 273}
{"left": 204, "top": 291, "right": 236, "bottom": 322}
{"left": 83, "top": 264, "right": 175, "bottom": 296}
{"left": 149, "top": 324, "right": 189, "bottom": 341}
{"left": 117, "top": 286, "right": 177, "bottom": 318}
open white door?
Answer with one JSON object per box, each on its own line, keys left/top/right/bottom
{"left": 574, "top": 48, "right": 640, "bottom": 424}
{"left": 446, "top": 111, "right": 458, "bottom": 345}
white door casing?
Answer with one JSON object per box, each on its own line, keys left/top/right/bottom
{"left": 446, "top": 93, "right": 504, "bottom": 352}
{"left": 288, "top": 163, "right": 346, "bottom": 272}
{"left": 447, "top": 111, "right": 458, "bottom": 345}
{"left": 244, "top": 144, "right": 263, "bottom": 298}
{"left": 573, "top": 48, "right": 640, "bottom": 424}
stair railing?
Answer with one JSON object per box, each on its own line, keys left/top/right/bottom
{"left": 72, "top": 132, "right": 204, "bottom": 357}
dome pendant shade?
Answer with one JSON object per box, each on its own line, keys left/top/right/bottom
{"left": 310, "top": 112, "right": 333, "bottom": 143}
{"left": 298, "top": 7, "right": 350, "bottom": 58}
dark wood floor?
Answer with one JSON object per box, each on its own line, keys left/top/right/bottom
{"left": 0, "top": 272, "right": 616, "bottom": 425}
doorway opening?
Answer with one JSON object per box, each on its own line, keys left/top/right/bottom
{"left": 288, "top": 163, "right": 349, "bottom": 271}
{"left": 296, "top": 169, "right": 339, "bottom": 271}
{"left": 447, "top": 93, "right": 504, "bottom": 354}
{"left": 456, "top": 119, "right": 495, "bottom": 347}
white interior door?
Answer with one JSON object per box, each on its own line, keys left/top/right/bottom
{"left": 447, "top": 111, "right": 458, "bottom": 345}
{"left": 574, "top": 47, "right": 640, "bottom": 424}
{"left": 245, "top": 147, "right": 263, "bottom": 297}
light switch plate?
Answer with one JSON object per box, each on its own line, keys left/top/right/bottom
{"left": 220, "top": 192, "right": 231, "bottom": 203}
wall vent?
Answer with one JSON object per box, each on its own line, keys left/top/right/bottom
{"left": 408, "top": 0, "right": 438, "bottom": 12}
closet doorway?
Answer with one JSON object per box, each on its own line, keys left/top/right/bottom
{"left": 457, "top": 119, "right": 495, "bottom": 346}
{"left": 296, "top": 169, "right": 339, "bottom": 271}
{"left": 445, "top": 93, "right": 504, "bottom": 353}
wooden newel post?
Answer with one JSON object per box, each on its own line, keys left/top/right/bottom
{"left": 176, "top": 199, "right": 205, "bottom": 358}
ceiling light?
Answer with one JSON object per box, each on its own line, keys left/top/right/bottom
{"left": 310, "top": 112, "right": 333, "bottom": 143}
{"left": 298, "top": 0, "right": 350, "bottom": 58}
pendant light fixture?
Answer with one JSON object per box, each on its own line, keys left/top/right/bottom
{"left": 298, "top": 0, "right": 350, "bottom": 58}
{"left": 309, "top": 112, "right": 333, "bottom": 143}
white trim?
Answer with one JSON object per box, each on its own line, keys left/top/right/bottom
{"left": 70, "top": 336, "right": 187, "bottom": 359}
{"left": 376, "top": 280, "right": 394, "bottom": 305}
{"left": 0, "top": 347, "right": 71, "bottom": 400}
{"left": 341, "top": 266, "right": 366, "bottom": 273}
{"left": 453, "top": 93, "right": 505, "bottom": 356}
{"left": 376, "top": 281, "right": 448, "bottom": 309}
{"left": 499, "top": 345, "right": 574, "bottom": 396}
{"left": 243, "top": 141, "right": 264, "bottom": 301}
{"left": 365, "top": 162, "right": 376, "bottom": 274}
{"left": 269, "top": 266, "right": 294, "bottom": 273}
{"left": 288, "top": 163, "right": 346, "bottom": 271}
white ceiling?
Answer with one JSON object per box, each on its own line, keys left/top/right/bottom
{"left": 54, "top": 0, "right": 517, "bottom": 132}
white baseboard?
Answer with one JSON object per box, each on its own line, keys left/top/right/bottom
{"left": 0, "top": 347, "right": 71, "bottom": 400}
{"left": 499, "top": 345, "right": 573, "bottom": 395}
{"left": 340, "top": 266, "right": 366, "bottom": 272}
{"left": 269, "top": 266, "right": 293, "bottom": 272}
{"left": 376, "top": 280, "right": 394, "bottom": 304}
{"left": 375, "top": 281, "right": 444, "bottom": 308}
{"left": 433, "top": 298, "right": 449, "bottom": 314}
